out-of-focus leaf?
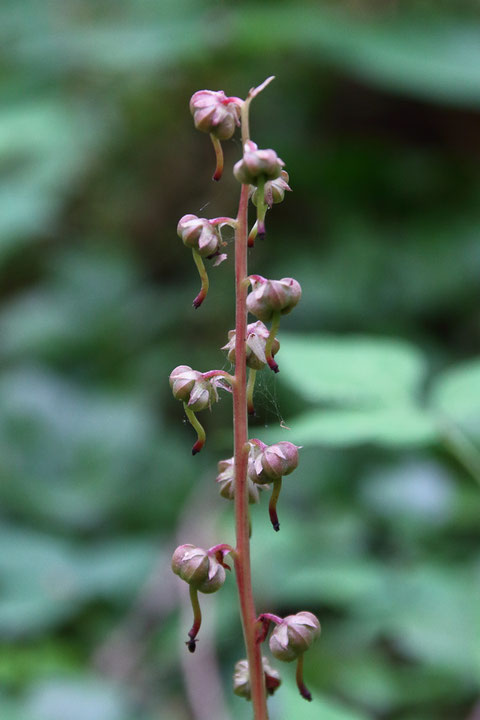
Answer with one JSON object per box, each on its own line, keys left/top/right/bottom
{"left": 431, "top": 358, "right": 480, "bottom": 437}
{"left": 75, "top": 540, "right": 158, "bottom": 601}
{"left": 233, "top": 6, "right": 480, "bottom": 108}
{"left": 276, "top": 334, "right": 427, "bottom": 407}
{"left": 361, "top": 460, "right": 455, "bottom": 524}
{"left": 261, "top": 406, "right": 438, "bottom": 448}
{"left": 25, "top": 678, "right": 129, "bottom": 720}
{"left": 273, "top": 675, "right": 370, "bottom": 720}
{"left": 0, "top": 525, "right": 157, "bottom": 638}
{"left": 0, "top": 101, "right": 106, "bottom": 254}
{"left": 0, "top": 526, "right": 80, "bottom": 638}
{"left": 354, "top": 566, "right": 480, "bottom": 679}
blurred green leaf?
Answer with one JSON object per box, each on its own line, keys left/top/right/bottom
{"left": 0, "top": 525, "right": 156, "bottom": 638}
{"left": 275, "top": 675, "right": 370, "bottom": 720}
{"left": 0, "top": 102, "right": 105, "bottom": 254}
{"left": 276, "top": 334, "right": 427, "bottom": 407}
{"left": 431, "top": 358, "right": 480, "bottom": 437}
{"left": 25, "top": 677, "right": 129, "bottom": 720}
{"left": 261, "top": 406, "right": 438, "bottom": 448}
{"left": 262, "top": 334, "right": 436, "bottom": 448}
{"left": 233, "top": 6, "right": 480, "bottom": 107}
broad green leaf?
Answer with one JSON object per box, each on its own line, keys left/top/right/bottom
{"left": 276, "top": 334, "right": 427, "bottom": 407}
{"left": 25, "top": 678, "right": 128, "bottom": 720}
{"left": 274, "top": 675, "right": 370, "bottom": 720}
{"left": 260, "top": 406, "right": 438, "bottom": 448}
{"left": 430, "top": 358, "right": 480, "bottom": 435}
{"left": 354, "top": 566, "right": 480, "bottom": 679}
{"left": 233, "top": 7, "right": 480, "bottom": 108}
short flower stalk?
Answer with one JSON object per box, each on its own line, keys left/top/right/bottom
{"left": 170, "top": 78, "right": 320, "bottom": 720}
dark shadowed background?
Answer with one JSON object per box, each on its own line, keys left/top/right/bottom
{"left": 1, "top": 2, "right": 480, "bottom": 719}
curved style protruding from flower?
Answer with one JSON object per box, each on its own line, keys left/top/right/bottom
{"left": 233, "top": 657, "right": 281, "bottom": 700}
{"left": 172, "top": 543, "right": 228, "bottom": 653}
{"left": 248, "top": 440, "right": 300, "bottom": 531}
{"left": 177, "top": 214, "right": 226, "bottom": 308}
{"left": 170, "top": 366, "right": 231, "bottom": 453}
{"left": 222, "top": 321, "right": 280, "bottom": 371}
{"left": 190, "top": 90, "right": 242, "bottom": 181}
{"left": 235, "top": 142, "right": 285, "bottom": 240}
{"left": 246, "top": 275, "right": 301, "bottom": 372}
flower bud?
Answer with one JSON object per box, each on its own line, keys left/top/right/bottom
{"left": 269, "top": 612, "right": 321, "bottom": 662}
{"left": 261, "top": 441, "right": 300, "bottom": 481}
{"left": 234, "top": 141, "right": 285, "bottom": 185}
{"left": 187, "top": 377, "right": 218, "bottom": 411}
{"left": 247, "top": 441, "right": 270, "bottom": 485}
{"left": 233, "top": 657, "right": 281, "bottom": 700}
{"left": 169, "top": 365, "right": 202, "bottom": 403}
{"left": 247, "top": 276, "right": 302, "bottom": 322}
{"left": 216, "top": 457, "right": 262, "bottom": 503}
{"left": 189, "top": 90, "right": 241, "bottom": 140}
{"left": 222, "top": 321, "right": 280, "bottom": 370}
{"left": 251, "top": 171, "right": 291, "bottom": 208}
{"left": 171, "top": 544, "right": 226, "bottom": 594}
{"left": 169, "top": 366, "right": 218, "bottom": 411}
{"left": 177, "top": 214, "right": 221, "bottom": 257}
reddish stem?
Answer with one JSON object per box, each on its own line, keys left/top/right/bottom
{"left": 233, "top": 182, "right": 269, "bottom": 720}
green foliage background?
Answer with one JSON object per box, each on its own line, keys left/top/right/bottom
{"left": 1, "top": 1, "right": 480, "bottom": 719}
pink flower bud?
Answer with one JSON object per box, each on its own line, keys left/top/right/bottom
{"left": 216, "top": 457, "right": 262, "bottom": 503}
{"left": 169, "top": 366, "right": 218, "bottom": 411}
{"left": 171, "top": 544, "right": 226, "bottom": 594}
{"left": 221, "top": 321, "right": 280, "bottom": 370}
{"left": 251, "top": 170, "right": 291, "bottom": 208}
{"left": 234, "top": 141, "right": 285, "bottom": 185}
{"left": 269, "top": 612, "right": 321, "bottom": 662}
{"left": 189, "top": 90, "right": 241, "bottom": 140}
{"left": 177, "top": 214, "right": 221, "bottom": 257}
{"left": 169, "top": 365, "right": 202, "bottom": 402}
{"left": 261, "top": 441, "right": 300, "bottom": 481}
{"left": 247, "top": 441, "right": 271, "bottom": 486}
{"left": 247, "top": 276, "right": 302, "bottom": 322}
{"left": 233, "top": 657, "right": 281, "bottom": 700}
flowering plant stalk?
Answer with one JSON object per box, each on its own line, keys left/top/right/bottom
{"left": 170, "top": 78, "right": 320, "bottom": 720}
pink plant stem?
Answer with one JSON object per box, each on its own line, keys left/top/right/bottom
{"left": 233, "top": 182, "right": 269, "bottom": 720}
